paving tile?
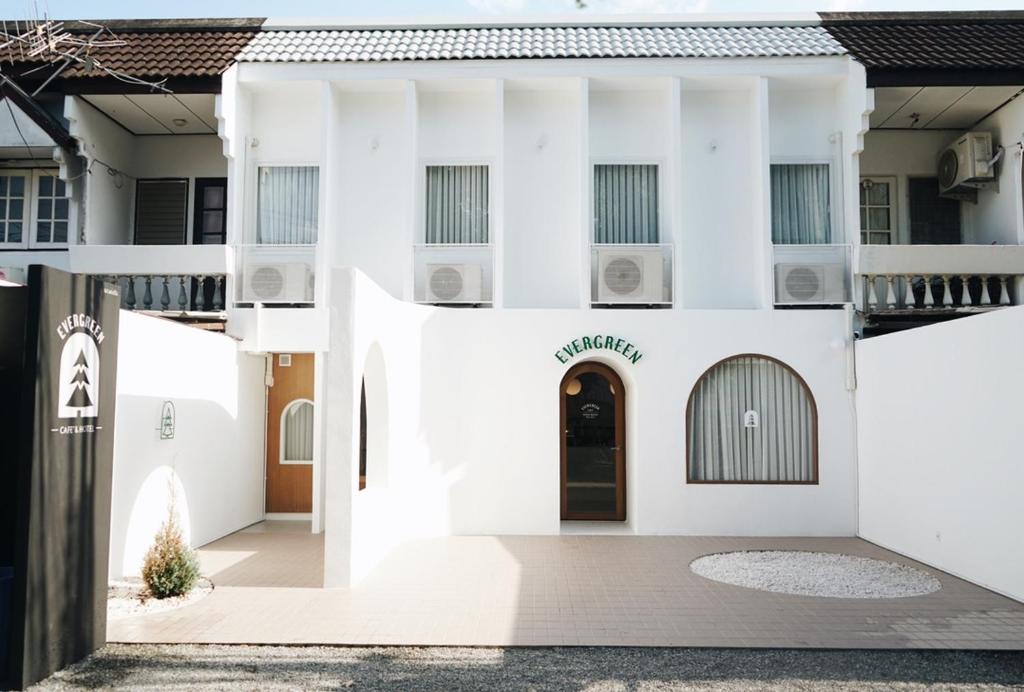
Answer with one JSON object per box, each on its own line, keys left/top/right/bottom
{"left": 107, "top": 522, "right": 1024, "bottom": 650}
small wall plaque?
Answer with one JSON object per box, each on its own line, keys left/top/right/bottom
{"left": 159, "top": 401, "right": 175, "bottom": 440}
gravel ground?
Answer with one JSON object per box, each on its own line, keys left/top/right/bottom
{"left": 690, "top": 551, "right": 942, "bottom": 599}
{"left": 27, "top": 644, "right": 1024, "bottom": 691}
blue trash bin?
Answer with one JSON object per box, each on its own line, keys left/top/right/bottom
{"left": 0, "top": 565, "right": 12, "bottom": 677}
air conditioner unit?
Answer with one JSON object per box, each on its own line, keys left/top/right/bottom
{"left": 596, "top": 247, "right": 665, "bottom": 304}
{"left": 938, "top": 131, "right": 995, "bottom": 194}
{"left": 425, "top": 263, "right": 483, "bottom": 303}
{"left": 242, "top": 263, "right": 311, "bottom": 303}
{"left": 775, "top": 263, "right": 847, "bottom": 304}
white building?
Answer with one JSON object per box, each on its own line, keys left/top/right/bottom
{"left": 2, "top": 12, "right": 1022, "bottom": 596}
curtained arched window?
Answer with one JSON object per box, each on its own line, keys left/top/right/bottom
{"left": 687, "top": 355, "right": 817, "bottom": 484}
{"left": 281, "top": 399, "right": 314, "bottom": 465}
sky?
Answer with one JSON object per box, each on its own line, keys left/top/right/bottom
{"left": 9, "top": 0, "right": 1024, "bottom": 20}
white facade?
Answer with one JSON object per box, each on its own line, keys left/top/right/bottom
{"left": 6, "top": 16, "right": 1024, "bottom": 598}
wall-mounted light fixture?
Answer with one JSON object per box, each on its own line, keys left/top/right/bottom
{"left": 370, "top": 136, "right": 380, "bottom": 151}
{"left": 537, "top": 134, "right": 548, "bottom": 151}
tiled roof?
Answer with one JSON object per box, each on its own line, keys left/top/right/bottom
{"left": 238, "top": 25, "right": 846, "bottom": 63}
{"left": 821, "top": 13, "right": 1024, "bottom": 71}
{"left": 1, "top": 21, "right": 262, "bottom": 79}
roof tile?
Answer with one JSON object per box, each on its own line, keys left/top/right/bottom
{"left": 239, "top": 25, "right": 846, "bottom": 63}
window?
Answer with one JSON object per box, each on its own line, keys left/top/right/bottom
{"left": 425, "top": 165, "right": 489, "bottom": 244}
{"left": 257, "top": 166, "right": 319, "bottom": 244}
{"left": 0, "top": 170, "right": 72, "bottom": 249}
{"left": 35, "top": 173, "right": 70, "bottom": 244}
{"left": 194, "top": 178, "right": 227, "bottom": 245}
{"left": 860, "top": 177, "right": 895, "bottom": 245}
{"left": 134, "top": 179, "right": 188, "bottom": 245}
{"left": 593, "top": 164, "right": 659, "bottom": 244}
{"left": 281, "top": 399, "right": 314, "bottom": 465}
{"left": 687, "top": 355, "right": 817, "bottom": 484}
{"left": 359, "top": 379, "right": 367, "bottom": 491}
{"left": 909, "top": 177, "right": 960, "bottom": 245}
{"left": 0, "top": 173, "right": 26, "bottom": 246}
{"left": 771, "top": 163, "right": 832, "bottom": 244}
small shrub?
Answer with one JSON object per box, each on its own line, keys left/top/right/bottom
{"left": 141, "top": 514, "right": 200, "bottom": 599}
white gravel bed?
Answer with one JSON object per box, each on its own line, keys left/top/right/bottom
{"left": 107, "top": 577, "right": 213, "bottom": 621}
{"left": 690, "top": 551, "right": 941, "bottom": 599}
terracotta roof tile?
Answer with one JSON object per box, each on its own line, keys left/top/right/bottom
{"left": 2, "top": 27, "right": 259, "bottom": 79}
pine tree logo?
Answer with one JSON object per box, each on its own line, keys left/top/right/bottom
{"left": 57, "top": 332, "right": 100, "bottom": 419}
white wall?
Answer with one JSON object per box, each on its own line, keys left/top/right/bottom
{"left": 66, "top": 96, "right": 134, "bottom": 245}
{"left": 680, "top": 86, "right": 761, "bottom": 308}
{"left": 503, "top": 87, "right": 582, "bottom": 308}
{"left": 856, "top": 306, "right": 1024, "bottom": 602}
{"left": 972, "top": 92, "right": 1024, "bottom": 245}
{"left": 325, "top": 269, "right": 858, "bottom": 585}
{"left": 331, "top": 88, "right": 411, "bottom": 299}
{"left": 109, "top": 311, "right": 265, "bottom": 578}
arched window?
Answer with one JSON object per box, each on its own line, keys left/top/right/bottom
{"left": 281, "top": 399, "right": 314, "bottom": 465}
{"left": 687, "top": 355, "right": 817, "bottom": 484}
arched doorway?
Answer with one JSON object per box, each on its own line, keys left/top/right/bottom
{"left": 560, "top": 361, "right": 626, "bottom": 521}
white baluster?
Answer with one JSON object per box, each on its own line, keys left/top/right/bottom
{"left": 923, "top": 275, "right": 935, "bottom": 308}
{"left": 903, "top": 275, "right": 915, "bottom": 309}
{"left": 941, "top": 275, "right": 953, "bottom": 307}
{"left": 866, "top": 274, "right": 879, "bottom": 310}
{"left": 885, "top": 275, "right": 897, "bottom": 309}
{"left": 999, "top": 276, "right": 1011, "bottom": 305}
{"left": 980, "top": 275, "right": 993, "bottom": 305}
{"left": 959, "top": 275, "right": 973, "bottom": 307}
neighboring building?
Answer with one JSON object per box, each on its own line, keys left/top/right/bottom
{"left": 2, "top": 12, "right": 1023, "bottom": 588}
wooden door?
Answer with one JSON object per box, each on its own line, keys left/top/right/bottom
{"left": 560, "top": 362, "right": 626, "bottom": 521}
{"left": 266, "top": 353, "right": 314, "bottom": 513}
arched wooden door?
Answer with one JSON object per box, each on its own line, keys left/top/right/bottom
{"left": 560, "top": 362, "right": 626, "bottom": 521}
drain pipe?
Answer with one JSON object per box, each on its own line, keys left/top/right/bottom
{"left": 844, "top": 303, "right": 861, "bottom": 538}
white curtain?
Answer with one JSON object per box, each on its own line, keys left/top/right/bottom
{"left": 688, "top": 356, "right": 815, "bottom": 482}
{"left": 771, "top": 164, "right": 831, "bottom": 244}
{"left": 257, "top": 166, "right": 319, "bottom": 244}
{"left": 283, "top": 401, "right": 314, "bottom": 463}
{"left": 425, "top": 165, "right": 489, "bottom": 244}
{"left": 594, "top": 164, "right": 659, "bottom": 244}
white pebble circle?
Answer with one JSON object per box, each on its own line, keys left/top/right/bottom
{"left": 690, "top": 551, "right": 942, "bottom": 599}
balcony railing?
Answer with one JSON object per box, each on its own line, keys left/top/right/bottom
{"left": 69, "top": 244, "right": 230, "bottom": 313}
{"left": 234, "top": 244, "right": 316, "bottom": 306}
{"left": 591, "top": 243, "right": 672, "bottom": 306}
{"left": 414, "top": 244, "right": 494, "bottom": 306}
{"left": 857, "top": 245, "right": 1024, "bottom": 311}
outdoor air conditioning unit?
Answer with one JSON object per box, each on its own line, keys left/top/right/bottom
{"left": 425, "top": 263, "right": 483, "bottom": 303}
{"left": 775, "top": 263, "right": 847, "bottom": 304}
{"left": 242, "top": 263, "right": 311, "bottom": 303}
{"left": 596, "top": 247, "right": 665, "bottom": 304}
{"left": 938, "top": 131, "right": 995, "bottom": 194}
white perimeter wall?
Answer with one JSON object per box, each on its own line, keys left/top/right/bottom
{"left": 856, "top": 306, "right": 1024, "bottom": 602}
{"left": 109, "top": 311, "right": 265, "bottom": 578}
{"left": 324, "top": 269, "right": 858, "bottom": 585}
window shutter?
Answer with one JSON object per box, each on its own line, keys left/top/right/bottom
{"left": 135, "top": 179, "right": 188, "bottom": 245}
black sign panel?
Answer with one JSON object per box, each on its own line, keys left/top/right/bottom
{"left": 3, "top": 266, "right": 119, "bottom": 690}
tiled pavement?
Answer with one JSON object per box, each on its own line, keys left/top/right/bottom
{"left": 108, "top": 522, "right": 1024, "bottom": 649}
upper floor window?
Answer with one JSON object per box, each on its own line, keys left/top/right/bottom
{"left": 687, "top": 355, "right": 817, "bottom": 484}
{"left": 771, "top": 163, "right": 832, "bottom": 245}
{"left": 257, "top": 165, "right": 319, "bottom": 245}
{"left": 134, "top": 179, "right": 188, "bottom": 245}
{"left": 860, "top": 177, "right": 895, "bottom": 245}
{"left": 425, "top": 164, "right": 489, "bottom": 244}
{"left": 0, "top": 170, "right": 71, "bottom": 249}
{"left": 594, "top": 164, "right": 659, "bottom": 244}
